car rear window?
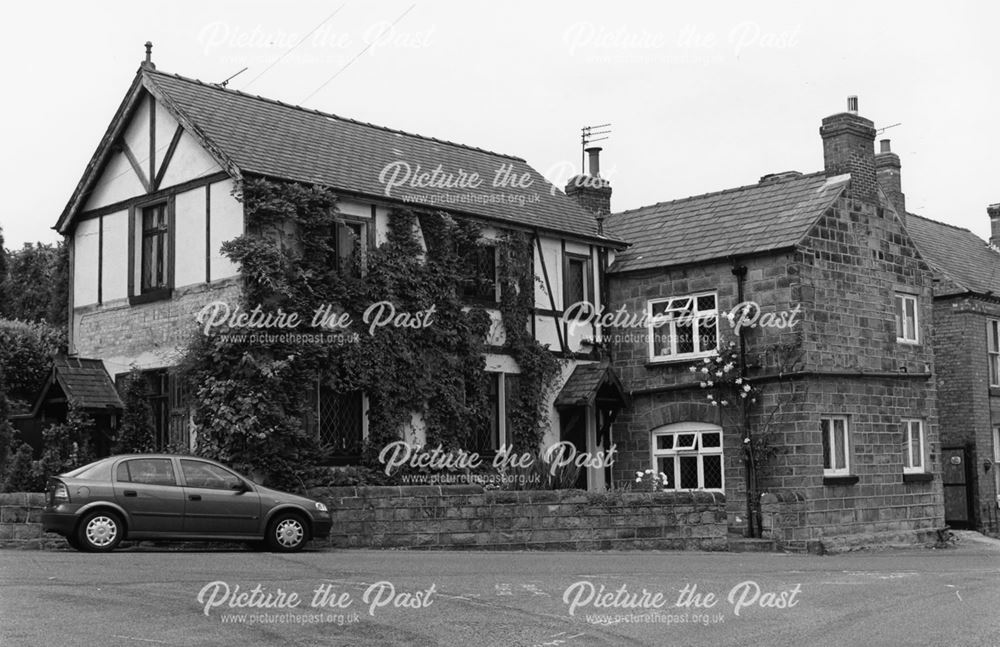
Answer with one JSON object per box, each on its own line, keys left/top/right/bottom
{"left": 116, "top": 459, "right": 177, "bottom": 486}
{"left": 63, "top": 459, "right": 114, "bottom": 481}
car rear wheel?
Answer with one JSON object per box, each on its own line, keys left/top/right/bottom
{"left": 77, "top": 511, "right": 124, "bottom": 552}
{"left": 266, "top": 513, "right": 307, "bottom": 552}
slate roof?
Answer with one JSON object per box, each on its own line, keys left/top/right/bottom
{"left": 33, "top": 356, "right": 124, "bottom": 413}
{"left": 554, "top": 363, "right": 628, "bottom": 408}
{"left": 906, "top": 213, "right": 1000, "bottom": 297}
{"left": 604, "top": 172, "right": 850, "bottom": 273}
{"left": 57, "top": 67, "right": 622, "bottom": 245}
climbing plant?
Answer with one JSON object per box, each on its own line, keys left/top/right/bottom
{"left": 180, "top": 178, "right": 561, "bottom": 487}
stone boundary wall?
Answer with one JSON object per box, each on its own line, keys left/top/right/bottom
{"left": 0, "top": 494, "right": 64, "bottom": 549}
{"left": 310, "top": 486, "right": 728, "bottom": 551}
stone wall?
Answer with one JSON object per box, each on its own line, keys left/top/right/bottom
{"left": 0, "top": 493, "right": 62, "bottom": 549}
{"left": 311, "top": 486, "right": 728, "bottom": 551}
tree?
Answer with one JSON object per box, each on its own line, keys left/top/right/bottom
{"left": 0, "top": 319, "right": 67, "bottom": 413}
{"left": 0, "top": 240, "right": 69, "bottom": 326}
{"left": 32, "top": 404, "right": 95, "bottom": 484}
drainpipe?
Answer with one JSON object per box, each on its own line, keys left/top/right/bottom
{"left": 731, "top": 259, "right": 759, "bottom": 538}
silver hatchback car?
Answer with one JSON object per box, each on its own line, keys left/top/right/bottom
{"left": 42, "top": 454, "right": 333, "bottom": 552}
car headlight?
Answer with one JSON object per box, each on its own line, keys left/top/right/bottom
{"left": 314, "top": 502, "right": 328, "bottom": 513}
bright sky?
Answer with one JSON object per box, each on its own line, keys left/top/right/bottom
{"left": 1, "top": 1, "right": 997, "bottom": 249}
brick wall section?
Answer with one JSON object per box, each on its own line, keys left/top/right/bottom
{"left": 606, "top": 190, "right": 943, "bottom": 545}
{"left": 0, "top": 494, "right": 63, "bottom": 549}
{"left": 73, "top": 277, "right": 242, "bottom": 366}
{"left": 933, "top": 295, "right": 1000, "bottom": 532}
{"left": 310, "top": 486, "right": 728, "bottom": 551}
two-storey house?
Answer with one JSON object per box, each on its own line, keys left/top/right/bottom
{"left": 55, "top": 46, "right": 628, "bottom": 489}
{"left": 601, "top": 99, "right": 944, "bottom": 546}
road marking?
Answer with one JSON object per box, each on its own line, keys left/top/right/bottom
{"left": 110, "top": 636, "right": 173, "bottom": 645}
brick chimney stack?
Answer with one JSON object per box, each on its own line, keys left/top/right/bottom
{"left": 989, "top": 204, "right": 1000, "bottom": 248}
{"left": 820, "top": 96, "right": 877, "bottom": 202}
{"left": 875, "top": 138, "right": 906, "bottom": 221}
{"left": 565, "top": 147, "right": 612, "bottom": 222}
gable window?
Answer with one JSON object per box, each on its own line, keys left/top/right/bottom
{"left": 141, "top": 203, "right": 169, "bottom": 293}
{"left": 894, "top": 293, "right": 919, "bottom": 344}
{"left": 650, "top": 423, "right": 724, "bottom": 492}
{"left": 648, "top": 292, "right": 719, "bottom": 362}
{"left": 989, "top": 320, "right": 1000, "bottom": 387}
{"left": 461, "top": 244, "right": 498, "bottom": 304}
{"left": 902, "top": 419, "right": 925, "bottom": 473}
{"left": 335, "top": 220, "right": 367, "bottom": 277}
{"left": 821, "top": 416, "right": 850, "bottom": 476}
{"left": 563, "top": 253, "right": 593, "bottom": 316}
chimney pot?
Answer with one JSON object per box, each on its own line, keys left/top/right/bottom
{"left": 847, "top": 95, "right": 859, "bottom": 114}
{"left": 989, "top": 204, "right": 1000, "bottom": 248}
{"left": 585, "top": 146, "right": 602, "bottom": 177}
{"left": 879, "top": 139, "right": 891, "bottom": 153}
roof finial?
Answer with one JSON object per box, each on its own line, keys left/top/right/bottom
{"left": 143, "top": 41, "right": 155, "bottom": 69}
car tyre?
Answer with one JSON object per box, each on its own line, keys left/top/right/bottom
{"left": 265, "top": 512, "right": 307, "bottom": 552}
{"left": 77, "top": 510, "right": 124, "bottom": 552}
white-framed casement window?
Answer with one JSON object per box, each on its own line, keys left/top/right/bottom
{"left": 988, "top": 320, "right": 1000, "bottom": 387}
{"left": 647, "top": 292, "right": 719, "bottom": 362}
{"left": 650, "top": 422, "right": 724, "bottom": 492}
{"left": 894, "top": 293, "right": 919, "bottom": 344}
{"left": 902, "top": 419, "right": 925, "bottom": 474}
{"left": 821, "top": 416, "right": 850, "bottom": 476}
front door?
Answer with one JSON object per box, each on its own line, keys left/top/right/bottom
{"left": 559, "top": 407, "right": 588, "bottom": 490}
{"left": 942, "top": 447, "right": 972, "bottom": 529}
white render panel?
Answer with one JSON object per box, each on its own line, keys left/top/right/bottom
{"left": 174, "top": 188, "right": 207, "bottom": 288}
{"left": 101, "top": 210, "right": 128, "bottom": 301}
{"left": 157, "top": 130, "right": 222, "bottom": 190}
{"left": 209, "top": 179, "right": 243, "bottom": 280}
{"left": 122, "top": 97, "right": 150, "bottom": 174}
{"left": 73, "top": 218, "right": 100, "bottom": 306}
{"left": 82, "top": 151, "right": 146, "bottom": 212}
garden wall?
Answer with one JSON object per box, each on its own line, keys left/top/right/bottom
{"left": 310, "top": 486, "right": 728, "bottom": 551}
{"left": 0, "top": 493, "right": 63, "bottom": 549}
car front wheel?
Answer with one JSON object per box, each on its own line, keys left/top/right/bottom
{"left": 77, "top": 511, "right": 124, "bottom": 552}
{"left": 266, "top": 513, "right": 307, "bottom": 552}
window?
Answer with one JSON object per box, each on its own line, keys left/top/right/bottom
{"left": 314, "top": 384, "right": 365, "bottom": 464}
{"left": 117, "top": 369, "right": 189, "bottom": 451}
{"left": 140, "top": 203, "right": 169, "bottom": 293}
{"left": 180, "top": 459, "right": 242, "bottom": 490}
{"left": 563, "top": 254, "right": 593, "bottom": 316}
{"left": 994, "top": 427, "right": 1000, "bottom": 508}
{"left": 335, "top": 220, "right": 367, "bottom": 277}
{"left": 894, "top": 293, "right": 919, "bottom": 343}
{"left": 650, "top": 423, "right": 724, "bottom": 492}
{"left": 821, "top": 416, "right": 850, "bottom": 476}
{"left": 475, "top": 373, "right": 519, "bottom": 453}
{"left": 116, "top": 458, "right": 177, "bottom": 486}
{"left": 461, "top": 245, "right": 498, "bottom": 303}
{"left": 648, "top": 292, "right": 719, "bottom": 361}
{"left": 902, "top": 419, "right": 925, "bottom": 473}
{"left": 989, "top": 320, "right": 1000, "bottom": 387}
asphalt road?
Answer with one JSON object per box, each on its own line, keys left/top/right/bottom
{"left": 2, "top": 536, "right": 999, "bottom": 647}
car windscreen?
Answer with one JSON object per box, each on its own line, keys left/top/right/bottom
{"left": 61, "top": 459, "right": 114, "bottom": 481}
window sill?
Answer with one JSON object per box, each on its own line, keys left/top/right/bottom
{"left": 895, "top": 338, "right": 920, "bottom": 346}
{"left": 647, "top": 352, "right": 718, "bottom": 367}
{"left": 129, "top": 288, "right": 173, "bottom": 306}
{"left": 822, "top": 475, "right": 859, "bottom": 486}
{"left": 902, "top": 472, "right": 934, "bottom": 483}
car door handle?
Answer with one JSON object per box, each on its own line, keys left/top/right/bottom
{"left": 189, "top": 494, "right": 202, "bottom": 501}
{"left": 123, "top": 490, "right": 137, "bottom": 497}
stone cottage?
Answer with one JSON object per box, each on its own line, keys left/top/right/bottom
{"left": 598, "top": 99, "right": 944, "bottom": 547}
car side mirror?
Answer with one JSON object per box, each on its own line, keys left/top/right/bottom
{"left": 231, "top": 480, "right": 249, "bottom": 493}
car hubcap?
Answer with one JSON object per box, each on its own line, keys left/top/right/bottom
{"left": 275, "top": 519, "right": 304, "bottom": 548}
{"left": 86, "top": 516, "right": 117, "bottom": 547}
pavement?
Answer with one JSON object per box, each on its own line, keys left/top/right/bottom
{"left": 1, "top": 537, "right": 999, "bottom": 647}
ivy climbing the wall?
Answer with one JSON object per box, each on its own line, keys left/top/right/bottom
{"left": 180, "top": 178, "right": 562, "bottom": 488}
